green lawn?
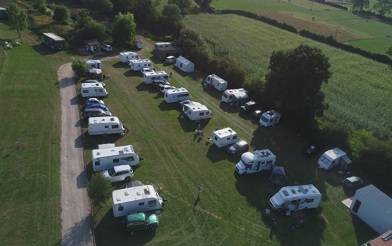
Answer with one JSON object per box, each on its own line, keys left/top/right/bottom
{"left": 0, "top": 23, "right": 63, "bottom": 245}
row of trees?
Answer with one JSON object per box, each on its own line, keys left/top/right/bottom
{"left": 351, "top": 0, "right": 392, "bottom": 16}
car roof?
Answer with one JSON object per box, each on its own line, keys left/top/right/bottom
{"left": 113, "top": 165, "right": 131, "bottom": 172}
{"left": 345, "top": 176, "right": 362, "bottom": 183}
{"left": 235, "top": 140, "right": 249, "bottom": 146}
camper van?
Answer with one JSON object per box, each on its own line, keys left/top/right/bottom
{"left": 318, "top": 148, "right": 352, "bottom": 170}
{"left": 154, "top": 42, "right": 171, "bottom": 49}
{"left": 119, "top": 52, "right": 140, "bottom": 63}
{"left": 87, "top": 116, "right": 125, "bottom": 136}
{"left": 92, "top": 144, "right": 140, "bottom": 172}
{"left": 143, "top": 70, "right": 170, "bottom": 85}
{"left": 86, "top": 60, "right": 102, "bottom": 69}
{"left": 235, "top": 149, "right": 276, "bottom": 175}
{"left": 182, "top": 101, "right": 212, "bottom": 121}
{"left": 80, "top": 83, "right": 109, "bottom": 98}
{"left": 259, "top": 110, "right": 281, "bottom": 127}
{"left": 112, "top": 185, "right": 165, "bottom": 218}
{"left": 269, "top": 184, "right": 322, "bottom": 212}
{"left": 221, "top": 88, "right": 249, "bottom": 106}
{"left": 212, "top": 127, "right": 238, "bottom": 148}
{"left": 129, "top": 59, "right": 154, "bottom": 71}
{"left": 164, "top": 88, "right": 191, "bottom": 103}
{"left": 205, "top": 74, "right": 228, "bottom": 91}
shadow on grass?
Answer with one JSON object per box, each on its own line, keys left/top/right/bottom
{"left": 205, "top": 145, "right": 227, "bottom": 163}
{"left": 157, "top": 100, "right": 179, "bottom": 111}
{"left": 82, "top": 133, "right": 123, "bottom": 150}
{"left": 350, "top": 213, "right": 379, "bottom": 245}
{"left": 31, "top": 43, "right": 55, "bottom": 56}
{"left": 219, "top": 101, "right": 241, "bottom": 113}
{"left": 123, "top": 70, "right": 140, "bottom": 77}
{"left": 62, "top": 215, "right": 93, "bottom": 246}
{"left": 112, "top": 61, "right": 126, "bottom": 68}
{"left": 202, "top": 84, "right": 224, "bottom": 100}
{"left": 135, "top": 82, "right": 150, "bottom": 92}
{"left": 177, "top": 114, "right": 209, "bottom": 133}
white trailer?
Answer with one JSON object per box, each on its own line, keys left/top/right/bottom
{"left": 92, "top": 144, "right": 140, "bottom": 172}
{"left": 175, "top": 56, "right": 194, "bottom": 73}
{"left": 88, "top": 116, "right": 125, "bottom": 136}
{"left": 221, "top": 88, "right": 249, "bottom": 106}
{"left": 235, "top": 149, "right": 276, "bottom": 175}
{"left": 154, "top": 42, "right": 171, "bottom": 48}
{"left": 86, "top": 60, "right": 102, "bottom": 69}
{"left": 112, "top": 185, "right": 164, "bottom": 218}
{"left": 212, "top": 127, "right": 239, "bottom": 148}
{"left": 80, "top": 83, "right": 109, "bottom": 98}
{"left": 143, "top": 70, "right": 170, "bottom": 85}
{"left": 164, "top": 88, "right": 191, "bottom": 103}
{"left": 318, "top": 148, "right": 352, "bottom": 170}
{"left": 205, "top": 74, "right": 228, "bottom": 91}
{"left": 129, "top": 59, "right": 154, "bottom": 71}
{"left": 182, "top": 101, "right": 212, "bottom": 121}
{"left": 259, "top": 110, "right": 281, "bottom": 127}
{"left": 269, "top": 184, "right": 322, "bottom": 212}
{"left": 119, "top": 52, "right": 140, "bottom": 63}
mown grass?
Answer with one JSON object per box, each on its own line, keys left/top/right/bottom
{"left": 183, "top": 14, "right": 392, "bottom": 138}
{"left": 0, "top": 23, "right": 63, "bottom": 245}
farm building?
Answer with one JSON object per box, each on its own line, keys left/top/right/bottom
{"left": 153, "top": 42, "right": 182, "bottom": 59}
{"left": 175, "top": 56, "right": 194, "bottom": 72}
{"left": 42, "top": 33, "right": 65, "bottom": 50}
{"left": 85, "top": 39, "right": 101, "bottom": 53}
{"left": 342, "top": 185, "right": 392, "bottom": 234}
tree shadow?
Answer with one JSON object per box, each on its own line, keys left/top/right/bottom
{"left": 76, "top": 169, "right": 88, "bottom": 189}
{"left": 62, "top": 215, "right": 93, "bottom": 246}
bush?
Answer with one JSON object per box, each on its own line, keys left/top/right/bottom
{"left": 71, "top": 59, "right": 88, "bottom": 78}
{"left": 87, "top": 174, "right": 112, "bottom": 207}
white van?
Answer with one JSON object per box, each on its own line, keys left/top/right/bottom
{"left": 182, "top": 101, "right": 212, "bottom": 121}
{"left": 87, "top": 116, "right": 125, "bottom": 136}
{"left": 80, "top": 83, "right": 109, "bottom": 98}
{"left": 164, "top": 88, "right": 191, "bottom": 103}
{"left": 119, "top": 52, "right": 140, "bottom": 63}
{"left": 143, "top": 70, "right": 170, "bottom": 85}
{"left": 129, "top": 59, "right": 154, "bottom": 71}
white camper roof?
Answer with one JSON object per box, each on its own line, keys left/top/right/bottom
{"left": 112, "top": 185, "right": 159, "bottom": 205}
{"left": 144, "top": 70, "right": 167, "bottom": 77}
{"left": 129, "top": 59, "right": 152, "bottom": 64}
{"left": 88, "top": 116, "right": 121, "bottom": 125}
{"left": 120, "top": 51, "right": 138, "bottom": 56}
{"left": 278, "top": 184, "right": 321, "bottom": 200}
{"left": 176, "top": 56, "right": 192, "bottom": 66}
{"left": 92, "top": 145, "right": 136, "bottom": 159}
{"left": 81, "top": 83, "right": 105, "bottom": 89}
{"left": 165, "top": 87, "right": 188, "bottom": 94}
{"left": 223, "top": 88, "right": 247, "bottom": 96}
{"left": 43, "top": 33, "right": 65, "bottom": 41}
{"left": 184, "top": 101, "right": 209, "bottom": 111}
{"left": 86, "top": 60, "right": 101, "bottom": 64}
{"left": 242, "top": 149, "right": 275, "bottom": 162}
{"left": 353, "top": 185, "right": 392, "bottom": 214}
{"left": 208, "top": 74, "right": 227, "bottom": 83}
{"left": 213, "top": 127, "right": 237, "bottom": 138}
{"left": 98, "top": 143, "right": 116, "bottom": 149}
{"left": 323, "top": 148, "right": 351, "bottom": 162}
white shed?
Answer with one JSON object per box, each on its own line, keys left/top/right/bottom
{"left": 175, "top": 56, "right": 194, "bottom": 72}
{"left": 349, "top": 185, "right": 392, "bottom": 234}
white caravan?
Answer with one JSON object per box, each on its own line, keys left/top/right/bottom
{"left": 235, "top": 149, "right": 276, "bottom": 175}
{"left": 154, "top": 42, "right": 171, "bottom": 48}
{"left": 164, "top": 88, "right": 191, "bottom": 103}
{"left": 259, "top": 110, "right": 281, "bottom": 127}
{"left": 85, "top": 60, "right": 102, "bottom": 69}
{"left": 212, "top": 127, "right": 239, "bottom": 148}
{"left": 318, "top": 148, "right": 352, "bottom": 170}
{"left": 88, "top": 116, "right": 125, "bottom": 136}
{"left": 269, "top": 184, "right": 322, "bottom": 211}
{"left": 92, "top": 144, "right": 140, "bottom": 172}
{"left": 129, "top": 59, "right": 154, "bottom": 71}
{"left": 119, "top": 52, "right": 140, "bottom": 63}
{"left": 182, "top": 101, "right": 212, "bottom": 121}
{"left": 143, "top": 70, "right": 170, "bottom": 85}
{"left": 134, "top": 40, "right": 143, "bottom": 49}
{"left": 205, "top": 74, "right": 228, "bottom": 91}
{"left": 80, "top": 83, "right": 109, "bottom": 98}
{"left": 221, "top": 88, "right": 249, "bottom": 106}
{"left": 112, "top": 185, "right": 164, "bottom": 218}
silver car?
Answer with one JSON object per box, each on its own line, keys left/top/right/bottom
{"left": 102, "top": 165, "right": 134, "bottom": 183}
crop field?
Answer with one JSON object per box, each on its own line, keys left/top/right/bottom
{"left": 211, "top": 0, "right": 392, "bottom": 54}
{"left": 183, "top": 14, "right": 392, "bottom": 138}
{"left": 0, "top": 23, "right": 62, "bottom": 245}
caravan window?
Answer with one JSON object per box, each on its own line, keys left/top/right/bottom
{"left": 82, "top": 90, "right": 88, "bottom": 93}
{"left": 233, "top": 135, "right": 238, "bottom": 140}
{"left": 266, "top": 160, "right": 273, "bottom": 165}
{"left": 112, "top": 125, "right": 119, "bottom": 129}
{"left": 305, "top": 199, "right": 314, "bottom": 203}
{"left": 113, "top": 158, "right": 119, "bottom": 163}
{"left": 125, "top": 156, "right": 135, "bottom": 161}
{"left": 138, "top": 202, "right": 145, "bottom": 206}
{"left": 148, "top": 200, "right": 157, "bottom": 207}
{"left": 199, "top": 112, "right": 205, "bottom": 116}
{"left": 95, "top": 161, "right": 100, "bottom": 166}
{"left": 118, "top": 205, "right": 124, "bottom": 211}
{"left": 104, "top": 125, "right": 109, "bottom": 128}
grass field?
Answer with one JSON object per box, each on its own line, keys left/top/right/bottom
{"left": 211, "top": 0, "right": 392, "bottom": 55}
{"left": 183, "top": 14, "right": 392, "bottom": 138}
{"left": 0, "top": 23, "right": 63, "bottom": 245}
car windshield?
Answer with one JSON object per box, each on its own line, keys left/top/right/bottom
{"left": 108, "top": 167, "right": 116, "bottom": 176}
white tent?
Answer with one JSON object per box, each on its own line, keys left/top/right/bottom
{"left": 175, "top": 56, "right": 194, "bottom": 72}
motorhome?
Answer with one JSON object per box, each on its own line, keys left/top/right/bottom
{"left": 182, "top": 101, "right": 212, "bottom": 121}
{"left": 269, "top": 184, "right": 322, "bottom": 212}
{"left": 87, "top": 116, "right": 125, "bottom": 136}
{"left": 205, "top": 74, "right": 228, "bottom": 91}
{"left": 318, "top": 148, "right": 352, "bottom": 170}
{"left": 235, "top": 149, "right": 276, "bottom": 175}
{"left": 212, "top": 127, "right": 238, "bottom": 148}
{"left": 85, "top": 60, "right": 102, "bottom": 69}
{"left": 164, "top": 88, "right": 191, "bottom": 103}
{"left": 129, "top": 59, "right": 154, "bottom": 71}
{"left": 92, "top": 144, "right": 140, "bottom": 172}
{"left": 119, "top": 52, "right": 140, "bottom": 63}
{"left": 80, "top": 83, "right": 109, "bottom": 98}
{"left": 259, "top": 110, "right": 281, "bottom": 127}
{"left": 112, "top": 185, "right": 164, "bottom": 218}
{"left": 143, "top": 70, "right": 170, "bottom": 85}
{"left": 221, "top": 88, "right": 249, "bottom": 106}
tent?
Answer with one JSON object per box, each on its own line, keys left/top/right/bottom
{"left": 269, "top": 166, "right": 287, "bottom": 186}
{"left": 175, "top": 56, "right": 194, "bottom": 72}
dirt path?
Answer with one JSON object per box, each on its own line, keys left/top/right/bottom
{"left": 58, "top": 63, "right": 94, "bottom": 246}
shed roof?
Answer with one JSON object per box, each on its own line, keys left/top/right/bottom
{"left": 43, "top": 33, "right": 65, "bottom": 41}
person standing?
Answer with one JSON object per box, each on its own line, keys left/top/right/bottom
{"left": 198, "top": 184, "right": 203, "bottom": 197}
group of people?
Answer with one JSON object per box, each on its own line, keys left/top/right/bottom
{"left": 265, "top": 207, "right": 306, "bottom": 231}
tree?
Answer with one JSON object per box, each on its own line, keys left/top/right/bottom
{"left": 112, "top": 12, "right": 136, "bottom": 45}
{"left": 160, "top": 4, "right": 182, "bottom": 35}
{"left": 262, "top": 45, "right": 331, "bottom": 131}
{"left": 52, "top": 4, "right": 70, "bottom": 24}
{"left": 168, "top": 0, "right": 192, "bottom": 14}
{"left": 373, "top": 0, "right": 392, "bottom": 16}
{"left": 129, "top": 0, "right": 160, "bottom": 29}
{"left": 87, "top": 174, "right": 112, "bottom": 207}
{"left": 7, "top": 3, "right": 28, "bottom": 38}
{"left": 351, "top": 0, "right": 370, "bottom": 11}
{"left": 195, "top": 0, "right": 212, "bottom": 11}
{"left": 71, "top": 59, "right": 88, "bottom": 78}
{"left": 83, "top": 0, "right": 113, "bottom": 13}
{"left": 73, "top": 9, "right": 107, "bottom": 43}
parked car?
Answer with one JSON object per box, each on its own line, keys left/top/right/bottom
{"left": 123, "top": 212, "right": 159, "bottom": 235}
{"left": 179, "top": 99, "right": 191, "bottom": 107}
{"left": 159, "top": 85, "right": 175, "bottom": 93}
{"left": 227, "top": 140, "right": 249, "bottom": 155}
{"left": 343, "top": 176, "right": 364, "bottom": 190}
{"left": 141, "top": 68, "right": 153, "bottom": 75}
{"left": 84, "top": 79, "right": 106, "bottom": 87}
{"left": 240, "top": 100, "right": 259, "bottom": 113}
{"left": 252, "top": 110, "right": 262, "bottom": 119}
{"left": 165, "top": 56, "right": 176, "bottom": 64}
{"left": 86, "top": 98, "right": 105, "bottom": 106}
{"left": 152, "top": 80, "right": 170, "bottom": 88}
{"left": 101, "top": 44, "right": 112, "bottom": 52}
{"left": 101, "top": 165, "right": 134, "bottom": 183}
{"left": 303, "top": 145, "right": 318, "bottom": 157}
{"left": 84, "top": 108, "right": 111, "bottom": 118}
